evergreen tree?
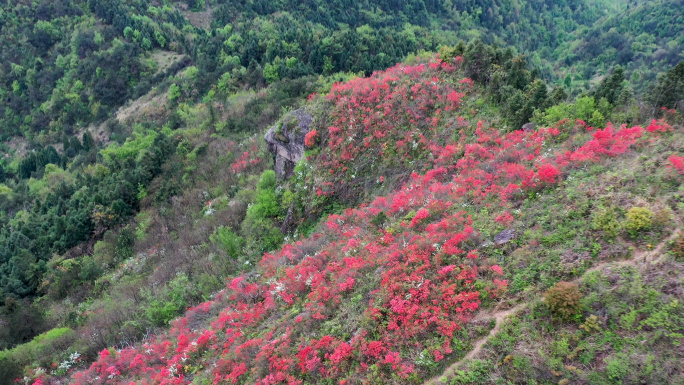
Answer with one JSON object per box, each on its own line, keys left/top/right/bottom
{"left": 82, "top": 131, "right": 95, "bottom": 152}
{"left": 594, "top": 67, "right": 625, "bottom": 105}
{"left": 651, "top": 61, "right": 684, "bottom": 109}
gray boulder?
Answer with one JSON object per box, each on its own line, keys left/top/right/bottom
{"left": 522, "top": 122, "right": 536, "bottom": 132}
{"left": 494, "top": 229, "right": 516, "bottom": 245}
{"left": 264, "top": 109, "right": 313, "bottom": 180}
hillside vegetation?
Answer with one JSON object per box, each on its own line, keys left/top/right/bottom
{"left": 6, "top": 53, "right": 682, "bottom": 384}
{"left": 0, "top": 0, "right": 683, "bottom": 384}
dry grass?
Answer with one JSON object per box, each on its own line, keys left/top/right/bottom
{"left": 116, "top": 90, "right": 168, "bottom": 125}
{"left": 150, "top": 50, "right": 186, "bottom": 76}
{"left": 3, "top": 136, "right": 29, "bottom": 159}
{"left": 85, "top": 121, "right": 112, "bottom": 148}
{"left": 177, "top": 3, "right": 213, "bottom": 30}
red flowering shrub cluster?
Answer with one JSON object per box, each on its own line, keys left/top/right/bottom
{"left": 304, "top": 129, "right": 318, "bottom": 148}
{"left": 36, "top": 56, "right": 672, "bottom": 385}
{"left": 310, "top": 57, "right": 466, "bottom": 200}
{"left": 230, "top": 142, "right": 263, "bottom": 174}
{"left": 537, "top": 163, "right": 561, "bottom": 184}
{"left": 669, "top": 155, "right": 684, "bottom": 175}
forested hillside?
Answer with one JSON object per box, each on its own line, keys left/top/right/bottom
{"left": 0, "top": 0, "right": 683, "bottom": 384}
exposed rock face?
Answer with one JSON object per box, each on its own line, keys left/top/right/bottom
{"left": 494, "top": 229, "right": 517, "bottom": 245}
{"left": 264, "top": 109, "right": 313, "bottom": 180}
{"left": 522, "top": 122, "right": 536, "bottom": 132}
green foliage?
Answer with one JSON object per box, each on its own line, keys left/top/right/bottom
{"left": 0, "top": 327, "right": 75, "bottom": 382}
{"left": 185, "top": 66, "right": 199, "bottom": 81}
{"left": 100, "top": 131, "right": 157, "bottom": 161}
{"left": 241, "top": 170, "right": 284, "bottom": 256}
{"left": 263, "top": 62, "right": 280, "bottom": 84}
{"left": 594, "top": 67, "right": 625, "bottom": 106}
{"left": 0, "top": 131, "right": 174, "bottom": 300}
{"left": 249, "top": 170, "right": 280, "bottom": 218}
{"left": 211, "top": 227, "right": 244, "bottom": 258}
{"left": 536, "top": 96, "right": 604, "bottom": 126}
{"left": 639, "top": 299, "right": 684, "bottom": 344}
{"left": 78, "top": 256, "right": 103, "bottom": 283}
{"left": 604, "top": 353, "right": 630, "bottom": 383}
{"left": 579, "top": 314, "right": 602, "bottom": 333}
{"left": 624, "top": 207, "right": 653, "bottom": 238}
{"left": 146, "top": 274, "right": 200, "bottom": 326}
{"left": 82, "top": 132, "right": 96, "bottom": 152}
{"left": 449, "top": 360, "right": 491, "bottom": 384}
{"left": 620, "top": 308, "right": 638, "bottom": 331}
{"left": 592, "top": 206, "right": 621, "bottom": 240}
{"left": 0, "top": 298, "right": 47, "bottom": 350}
{"left": 371, "top": 211, "right": 388, "bottom": 229}
{"left": 154, "top": 31, "right": 166, "bottom": 48}
{"left": 6, "top": 327, "right": 74, "bottom": 361}
{"left": 155, "top": 179, "right": 181, "bottom": 202}
{"left": 650, "top": 61, "right": 684, "bottom": 109}
{"left": 115, "top": 226, "right": 135, "bottom": 262}
{"left": 168, "top": 83, "right": 182, "bottom": 102}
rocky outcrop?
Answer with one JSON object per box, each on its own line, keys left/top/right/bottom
{"left": 264, "top": 108, "right": 313, "bottom": 180}
{"left": 522, "top": 122, "right": 536, "bottom": 132}
{"left": 494, "top": 229, "right": 516, "bottom": 245}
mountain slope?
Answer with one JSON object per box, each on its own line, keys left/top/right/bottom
{"left": 25, "top": 54, "right": 683, "bottom": 384}
{"left": 1, "top": 0, "right": 683, "bottom": 383}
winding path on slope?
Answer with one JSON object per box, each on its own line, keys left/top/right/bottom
{"left": 424, "top": 226, "right": 682, "bottom": 385}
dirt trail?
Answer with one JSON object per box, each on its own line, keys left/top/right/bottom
{"left": 578, "top": 227, "right": 681, "bottom": 279}
{"left": 423, "top": 302, "right": 527, "bottom": 385}
{"left": 424, "top": 227, "right": 681, "bottom": 385}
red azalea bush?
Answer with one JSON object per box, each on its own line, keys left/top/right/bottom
{"left": 311, "top": 57, "right": 469, "bottom": 202}
{"left": 304, "top": 129, "right": 318, "bottom": 148}
{"left": 537, "top": 163, "right": 561, "bottom": 184}
{"left": 668, "top": 155, "right": 684, "bottom": 175}
{"left": 230, "top": 140, "right": 264, "bottom": 174}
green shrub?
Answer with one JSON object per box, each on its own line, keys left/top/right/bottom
{"left": 449, "top": 359, "right": 491, "bottom": 384}
{"left": 0, "top": 354, "right": 21, "bottom": 385}
{"left": 241, "top": 170, "right": 284, "bottom": 256}
{"left": 639, "top": 299, "right": 684, "bottom": 343}
{"left": 579, "top": 314, "right": 602, "bottom": 333}
{"left": 544, "top": 281, "right": 583, "bottom": 320}
{"left": 100, "top": 132, "right": 157, "bottom": 161}
{"left": 114, "top": 226, "right": 135, "bottom": 261}
{"left": 624, "top": 207, "right": 653, "bottom": 238}
{"left": 371, "top": 211, "right": 388, "bottom": 228}
{"left": 248, "top": 170, "right": 280, "bottom": 218}
{"left": 78, "top": 256, "right": 103, "bottom": 283}
{"left": 145, "top": 274, "right": 200, "bottom": 326}
{"left": 242, "top": 217, "right": 284, "bottom": 256}
{"left": 93, "top": 238, "right": 115, "bottom": 267}
{"left": 605, "top": 354, "right": 630, "bottom": 383}
{"left": 168, "top": 83, "right": 181, "bottom": 102}
{"left": 0, "top": 327, "right": 75, "bottom": 381}
{"left": 592, "top": 206, "right": 621, "bottom": 240}
{"left": 211, "top": 226, "right": 244, "bottom": 258}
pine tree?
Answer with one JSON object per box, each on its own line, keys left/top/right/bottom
{"left": 594, "top": 66, "right": 625, "bottom": 105}
{"left": 82, "top": 131, "right": 95, "bottom": 152}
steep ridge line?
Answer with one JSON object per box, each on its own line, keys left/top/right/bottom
{"left": 424, "top": 226, "right": 681, "bottom": 385}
